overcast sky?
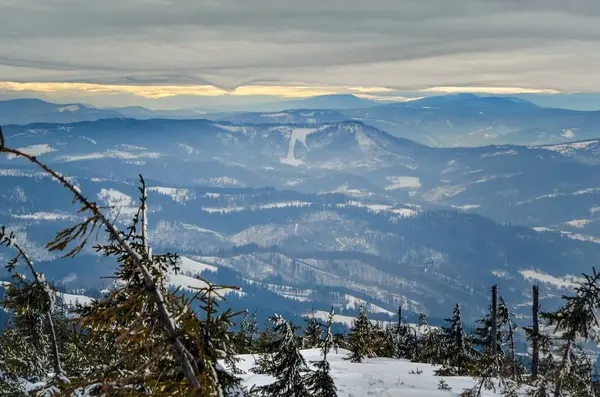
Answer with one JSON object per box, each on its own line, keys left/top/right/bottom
{"left": 1, "top": 0, "right": 599, "bottom": 107}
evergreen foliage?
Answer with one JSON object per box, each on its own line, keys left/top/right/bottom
{"left": 251, "top": 315, "right": 310, "bottom": 397}
{"left": 436, "top": 303, "right": 474, "bottom": 376}
{"left": 305, "top": 308, "right": 338, "bottom": 397}
{"left": 345, "top": 305, "right": 373, "bottom": 363}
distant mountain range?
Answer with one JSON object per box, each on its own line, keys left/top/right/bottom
{"left": 2, "top": 118, "right": 600, "bottom": 324}
{"left": 4, "top": 94, "right": 600, "bottom": 146}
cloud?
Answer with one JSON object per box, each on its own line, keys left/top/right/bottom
{"left": 1, "top": 0, "right": 599, "bottom": 93}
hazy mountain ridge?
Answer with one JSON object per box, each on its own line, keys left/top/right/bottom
{"left": 5, "top": 94, "right": 600, "bottom": 147}
{"left": 2, "top": 117, "right": 600, "bottom": 323}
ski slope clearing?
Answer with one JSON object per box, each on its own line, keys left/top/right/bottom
{"left": 238, "top": 349, "right": 523, "bottom": 396}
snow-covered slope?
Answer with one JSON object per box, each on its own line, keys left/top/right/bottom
{"left": 238, "top": 349, "right": 520, "bottom": 396}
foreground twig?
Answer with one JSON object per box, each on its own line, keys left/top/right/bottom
{"left": 0, "top": 126, "right": 203, "bottom": 393}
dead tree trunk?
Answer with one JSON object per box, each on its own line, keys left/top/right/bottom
{"left": 532, "top": 285, "right": 540, "bottom": 379}
{"left": 491, "top": 285, "right": 498, "bottom": 354}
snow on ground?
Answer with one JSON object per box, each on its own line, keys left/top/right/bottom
{"left": 337, "top": 201, "right": 417, "bottom": 217}
{"left": 491, "top": 270, "right": 512, "bottom": 279}
{"left": 0, "top": 169, "right": 47, "bottom": 178}
{"left": 11, "top": 212, "right": 76, "bottom": 221}
{"left": 166, "top": 272, "right": 245, "bottom": 297}
{"left": 177, "top": 256, "right": 218, "bottom": 274}
{"left": 195, "top": 176, "right": 244, "bottom": 187}
{"left": 57, "top": 105, "right": 80, "bottom": 112}
{"left": 79, "top": 136, "right": 97, "bottom": 145}
{"left": 238, "top": 349, "right": 510, "bottom": 397}
{"left": 6, "top": 144, "right": 57, "bottom": 160}
{"left": 564, "top": 219, "right": 593, "bottom": 228}
{"left": 55, "top": 149, "right": 162, "bottom": 163}
{"left": 97, "top": 188, "right": 138, "bottom": 219}
{"left": 148, "top": 186, "right": 195, "bottom": 203}
{"left": 201, "top": 206, "right": 246, "bottom": 214}
{"left": 340, "top": 294, "right": 395, "bottom": 316}
{"left": 452, "top": 204, "right": 481, "bottom": 210}
{"left": 260, "top": 112, "right": 288, "bottom": 118}
{"left": 57, "top": 292, "right": 94, "bottom": 307}
{"left": 519, "top": 269, "right": 584, "bottom": 289}
{"left": 259, "top": 201, "right": 312, "bottom": 209}
{"left": 280, "top": 127, "right": 317, "bottom": 166}
{"left": 481, "top": 149, "right": 519, "bottom": 158}
{"left": 308, "top": 311, "right": 382, "bottom": 328}
{"left": 385, "top": 176, "right": 422, "bottom": 190}
{"left": 543, "top": 139, "right": 599, "bottom": 155}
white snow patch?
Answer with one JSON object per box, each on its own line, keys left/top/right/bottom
{"left": 6, "top": 144, "right": 57, "bottom": 160}
{"left": 481, "top": 149, "right": 518, "bottom": 158}
{"left": 260, "top": 112, "right": 288, "bottom": 117}
{"left": 384, "top": 176, "right": 421, "bottom": 190}
{"left": 57, "top": 292, "right": 94, "bottom": 307}
{"left": 55, "top": 149, "right": 162, "bottom": 162}
{"left": 520, "top": 270, "right": 584, "bottom": 289}
{"left": 98, "top": 188, "right": 137, "bottom": 219}
{"left": 565, "top": 219, "right": 593, "bottom": 228}
{"left": 12, "top": 212, "right": 76, "bottom": 221}
{"left": 341, "top": 294, "right": 395, "bottom": 316}
{"left": 491, "top": 270, "right": 512, "bottom": 279}
{"left": 259, "top": 201, "right": 312, "bottom": 210}
{"left": 79, "top": 136, "right": 97, "bottom": 145}
{"left": 543, "top": 140, "right": 599, "bottom": 155}
{"left": 280, "top": 127, "right": 317, "bottom": 167}
{"left": 201, "top": 206, "right": 246, "bottom": 214}
{"left": 452, "top": 204, "right": 481, "bottom": 210}
{"left": 148, "top": 186, "right": 195, "bottom": 203}
{"left": 56, "top": 105, "right": 80, "bottom": 112}
{"left": 177, "top": 256, "right": 218, "bottom": 274}
{"left": 166, "top": 273, "right": 244, "bottom": 296}
{"left": 195, "top": 176, "right": 243, "bottom": 187}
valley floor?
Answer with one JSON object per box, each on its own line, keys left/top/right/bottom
{"left": 238, "top": 349, "right": 522, "bottom": 397}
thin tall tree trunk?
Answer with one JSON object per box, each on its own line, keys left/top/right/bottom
{"left": 554, "top": 339, "right": 572, "bottom": 397}
{"left": 45, "top": 312, "right": 64, "bottom": 379}
{"left": 508, "top": 320, "right": 517, "bottom": 379}
{"left": 491, "top": 285, "right": 498, "bottom": 354}
{"left": 532, "top": 285, "right": 540, "bottom": 379}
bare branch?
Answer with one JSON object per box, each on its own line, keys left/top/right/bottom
{"left": 139, "top": 174, "right": 150, "bottom": 257}
{"left": 0, "top": 136, "right": 203, "bottom": 393}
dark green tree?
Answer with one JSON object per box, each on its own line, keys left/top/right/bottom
{"left": 305, "top": 308, "right": 337, "bottom": 397}
{"left": 345, "top": 305, "right": 373, "bottom": 363}
{"left": 251, "top": 315, "right": 311, "bottom": 397}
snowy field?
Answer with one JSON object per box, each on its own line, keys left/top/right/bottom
{"left": 238, "top": 349, "right": 521, "bottom": 396}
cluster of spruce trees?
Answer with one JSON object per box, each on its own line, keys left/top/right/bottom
{"left": 0, "top": 127, "right": 599, "bottom": 396}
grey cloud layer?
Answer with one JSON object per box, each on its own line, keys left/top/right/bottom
{"left": 1, "top": 0, "right": 599, "bottom": 90}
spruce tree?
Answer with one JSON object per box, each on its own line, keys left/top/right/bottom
{"left": 436, "top": 303, "right": 474, "bottom": 376}
{"left": 303, "top": 313, "right": 323, "bottom": 349}
{"left": 0, "top": 226, "right": 66, "bottom": 385}
{"left": 305, "top": 308, "right": 338, "bottom": 397}
{"left": 393, "top": 306, "right": 413, "bottom": 359}
{"left": 345, "top": 305, "right": 373, "bottom": 363}
{"left": 252, "top": 315, "right": 311, "bottom": 397}
{"left": 538, "top": 268, "right": 600, "bottom": 397}
{"left": 498, "top": 297, "right": 520, "bottom": 380}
